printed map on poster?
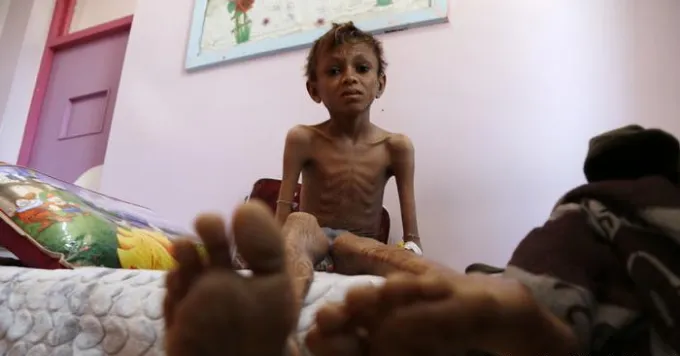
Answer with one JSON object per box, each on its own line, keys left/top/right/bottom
{"left": 185, "top": 0, "right": 448, "bottom": 70}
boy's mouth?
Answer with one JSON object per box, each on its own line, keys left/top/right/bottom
{"left": 341, "top": 89, "right": 363, "bottom": 97}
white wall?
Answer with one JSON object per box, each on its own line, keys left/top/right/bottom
{"left": 69, "top": 0, "right": 137, "bottom": 32}
{"left": 0, "top": 0, "right": 33, "bottom": 132}
{"left": 0, "top": 1, "right": 10, "bottom": 34}
{"left": 0, "top": 0, "right": 54, "bottom": 164}
{"left": 104, "top": 0, "right": 678, "bottom": 269}
{"left": 627, "top": 0, "right": 680, "bottom": 130}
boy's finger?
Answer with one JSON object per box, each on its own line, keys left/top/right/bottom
{"left": 194, "top": 213, "right": 233, "bottom": 268}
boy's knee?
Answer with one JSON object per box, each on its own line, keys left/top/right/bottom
{"left": 284, "top": 212, "right": 319, "bottom": 226}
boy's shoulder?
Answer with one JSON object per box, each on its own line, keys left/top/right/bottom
{"left": 366, "top": 124, "right": 412, "bottom": 145}
{"left": 286, "top": 121, "right": 333, "bottom": 142}
{"left": 285, "top": 122, "right": 414, "bottom": 152}
{"left": 285, "top": 124, "right": 316, "bottom": 145}
{"left": 384, "top": 131, "right": 414, "bottom": 153}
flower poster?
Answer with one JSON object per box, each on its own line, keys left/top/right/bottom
{"left": 199, "top": 0, "right": 431, "bottom": 53}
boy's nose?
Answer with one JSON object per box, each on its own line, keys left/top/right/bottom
{"left": 341, "top": 72, "right": 359, "bottom": 85}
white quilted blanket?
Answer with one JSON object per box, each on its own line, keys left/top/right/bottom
{"left": 0, "top": 267, "right": 385, "bottom": 355}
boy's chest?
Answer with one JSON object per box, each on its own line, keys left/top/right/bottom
{"left": 306, "top": 142, "right": 392, "bottom": 179}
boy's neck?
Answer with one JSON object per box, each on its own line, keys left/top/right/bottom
{"left": 328, "top": 110, "right": 371, "bottom": 141}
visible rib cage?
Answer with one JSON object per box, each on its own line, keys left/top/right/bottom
{"left": 301, "top": 141, "right": 389, "bottom": 238}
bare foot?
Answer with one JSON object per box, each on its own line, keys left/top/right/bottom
{"left": 164, "top": 201, "right": 299, "bottom": 356}
{"left": 356, "top": 273, "right": 460, "bottom": 356}
{"left": 308, "top": 272, "right": 538, "bottom": 356}
{"left": 365, "top": 273, "right": 568, "bottom": 356}
{"left": 305, "top": 301, "right": 367, "bottom": 356}
{"left": 305, "top": 273, "right": 451, "bottom": 356}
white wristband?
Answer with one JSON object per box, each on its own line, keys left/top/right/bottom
{"left": 403, "top": 241, "right": 423, "bottom": 256}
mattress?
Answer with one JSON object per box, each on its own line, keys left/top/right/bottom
{"left": 0, "top": 267, "right": 385, "bottom": 355}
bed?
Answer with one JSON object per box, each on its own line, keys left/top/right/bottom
{"left": 0, "top": 166, "right": 390, "bottom": 354}
{"left": 0, "top": 267, "right": 384, "bottom": 355}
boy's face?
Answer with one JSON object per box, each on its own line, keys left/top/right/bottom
{"left": 307, "top": 42, "right": 386, "bottom": 115}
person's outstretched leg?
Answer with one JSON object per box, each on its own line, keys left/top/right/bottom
{"left": 164, "top": 201, "right": 300, "bottom": 356}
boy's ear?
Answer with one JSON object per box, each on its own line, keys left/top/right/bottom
{"left": 306, "top": 80, "right": 322, "bottom": 103}
{"left": 376, "top": 73, "right": 387, "bottom": 99}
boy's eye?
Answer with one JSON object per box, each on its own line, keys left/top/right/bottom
{"left": 357, "top": 64, "right": 370, "bottom": 73}
{"left": 327, "top": 67, "right": 341, "bottom": 75}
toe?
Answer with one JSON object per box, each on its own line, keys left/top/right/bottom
{"left": 315, "top": 303, "right": 351, "bottom": 334}
{"left": 380, "top": 273, "right": 423, "bottom": 307}
{"left": 344, "top": 285, "right": 382, "bottom": 330}
{"left": 371, "top": 300, "right": 459, "bottom": 355}
{"left": 232, "top": 200, "right": 286, "bottom": 275}
{"left": 341, "top": 274, "right": 452, "bottom": 338}
{"left": 417, "top": 273, "right": 453, "bottom": 299}
{"left": 195, "top": 213, "right": 233, "bottom": 268}
{"left": 172, "top": 239, "right": 205, "bottom": 274}
{"left": 306, "top": 326, "right": 366, "bottom": 356}
{"left": 381, "top": 273, "right": 451, "bottom": 307}
{"left": 165, "top": 239, "right": 204, "bottom": 327}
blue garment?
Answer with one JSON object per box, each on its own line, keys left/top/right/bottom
{"left": 320, "top": 227, "right": 348, "bottom": 242}
{"left": 315, "top": 227, "right": 348, "bottom": 272}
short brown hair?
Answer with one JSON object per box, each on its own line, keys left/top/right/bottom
{"left": 305, "top": 22, "right": 387, "bottom": 81}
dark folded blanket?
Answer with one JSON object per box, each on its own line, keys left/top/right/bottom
{"left": 506, "top": 177, "right": 680, "bottom": 355}
{"left": 583, "top": 124, "right": 680, "bottom": 184}
{"left": 505, "top": 125, "right": 680, "bottom": 356}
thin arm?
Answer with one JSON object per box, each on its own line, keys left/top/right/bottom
{"left": 275, "top": 126, "right": 308, "bottom": 225}
{"left": 392, "top": 135, "right": 420, "bottom": 248}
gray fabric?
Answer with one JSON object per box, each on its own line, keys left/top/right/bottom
{"left": 505, "top": 177, "right": 680, "bottom": 356}
{"left": 315, "top": 228, "right": 348, "bottom": 272}
{"left": 321, "top": 227, "right": 348, "bottom": 242}
{"left": 0, "top": 267, "right": 384, "bottom": 355}
{"left": 586, "top": 124, "right": 646, "bottom": 156}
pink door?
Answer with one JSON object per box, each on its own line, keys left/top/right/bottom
{"left": 27, "top": 31, "right": 129, "bottom": 184}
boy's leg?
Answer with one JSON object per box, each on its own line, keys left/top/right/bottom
{"left": 281, "top": 212, "right": 331, "bottom": 309}
{"left": 331, "top": 233, "right": 453, "bottom": 277}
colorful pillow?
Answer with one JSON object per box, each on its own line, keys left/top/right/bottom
{"left": 0, "top": 164, "right": 205, "bottom": 270}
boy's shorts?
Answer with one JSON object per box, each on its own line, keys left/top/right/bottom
{"left": 321, "top": 227, "right": 348, "bottom": 241}
{"left": 314, "top": 228, "right": 347, "bottom": 272}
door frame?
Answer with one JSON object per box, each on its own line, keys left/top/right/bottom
{"left": 17, "top": 0, "right": 133, "bottom": 166}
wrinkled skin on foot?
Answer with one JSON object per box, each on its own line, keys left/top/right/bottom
{"left": 307, "top": 272, "right": 559, "bottom": 356}
{"left": 164, "top": 201, "right": 298, "bottom": 356}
